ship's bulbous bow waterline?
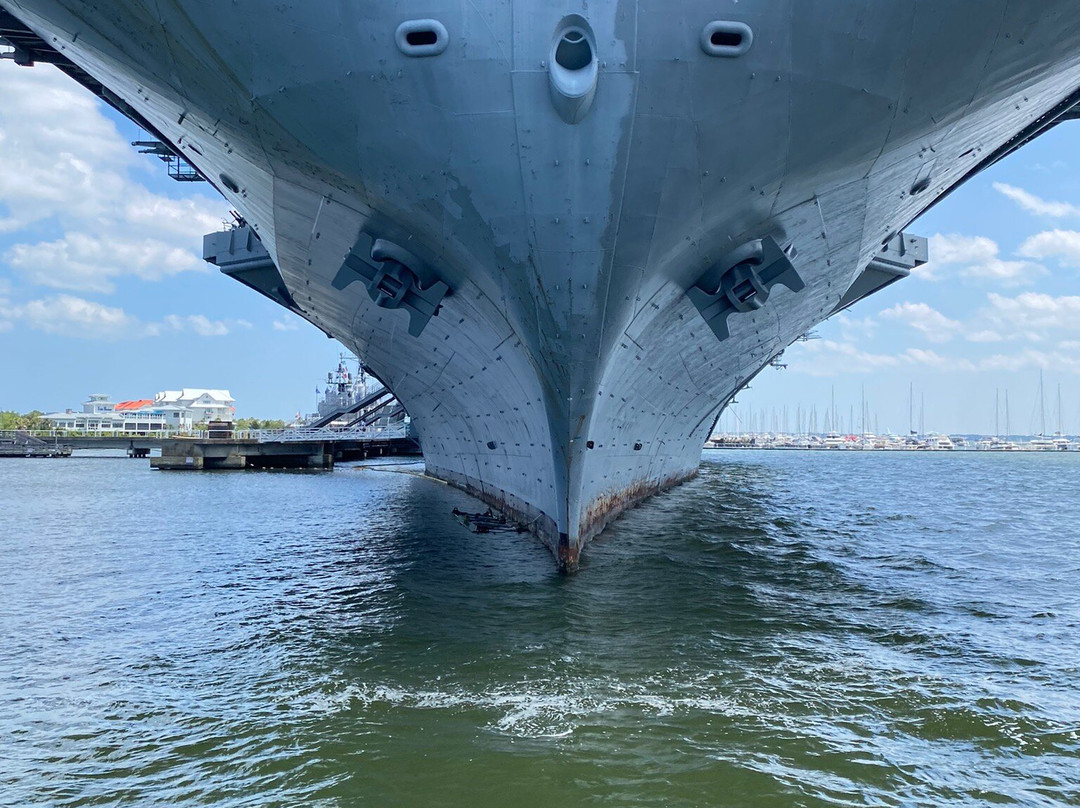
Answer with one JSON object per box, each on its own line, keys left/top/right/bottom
{"left": 6, "top": 1, "right": 1080, "bottom": 568}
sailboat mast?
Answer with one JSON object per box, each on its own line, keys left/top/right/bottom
{"left": 1058, "top": 383, "right": 1063, "bottom": 435}
{"left": 861, "top": 384, "right": 866, "bottom": 435}
{"left": 1039, "top": 369, "right": 1047, "bottom": 436}
{"left": 908, "top": 382, "right": 914, "bottom": 435}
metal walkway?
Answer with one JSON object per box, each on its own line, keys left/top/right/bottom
{"left": 251, "top": 423, "right": 409, "bottom": 443}
{"left": 307, "top": 386, "right": 396, "bottom": 429}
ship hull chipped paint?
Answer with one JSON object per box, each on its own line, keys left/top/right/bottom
{"left": 4, "top": 2, "right": 1080, "bottom": 569}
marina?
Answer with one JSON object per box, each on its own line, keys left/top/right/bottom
{"left": 707, "top": 432, "right": 1079, "bottom": 452}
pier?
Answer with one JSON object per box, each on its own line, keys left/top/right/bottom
{"left": 0, "top": 431, "right": 72, "bottom": 458}
{"left": 151, "top": 425, "right": 420, "bottom": 470}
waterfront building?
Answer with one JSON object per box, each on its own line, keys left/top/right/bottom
{"left": 81, "top": 393, "right": 115, "bottom": 415}
{"left": 153, "top": 390, "right": 235, "bottom": 423}
{"left": 43, "top": 388, "right": 234, "bottom": 434}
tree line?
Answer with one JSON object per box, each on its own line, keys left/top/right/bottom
{"left": 0, "top": 411, "right": 49, "bottom": 431}
{"left": 2, "top": 411, "right": 289, "bottom": 432}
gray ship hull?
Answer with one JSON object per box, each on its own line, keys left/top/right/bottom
{"left": 5, "top": 1, "right": 1080, "bottom": 568}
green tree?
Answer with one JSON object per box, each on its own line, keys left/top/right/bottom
{"left": 0, "top": 410, "right": 49, "bottom": 431}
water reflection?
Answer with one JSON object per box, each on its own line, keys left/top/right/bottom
{"left": 1, "top": 452, "right": 1078, "bottom": 807}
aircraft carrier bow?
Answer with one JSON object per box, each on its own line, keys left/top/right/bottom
{"left": 4, "top": 1, "right": 1080, "bottom": 569}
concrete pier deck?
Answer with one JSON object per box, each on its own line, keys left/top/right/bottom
{"left": 151, "top": 433, "right": 420, "bottom": 470}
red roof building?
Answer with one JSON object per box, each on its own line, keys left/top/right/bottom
{"left": 113, "top": 399, "right": 154, "bottom": 411}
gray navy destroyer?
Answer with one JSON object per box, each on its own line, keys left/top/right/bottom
{"left": 3, "top": 2, "right": 1080, "bottom": 569}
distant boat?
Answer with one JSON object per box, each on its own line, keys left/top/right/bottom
{"left": 931, "top": 434, "right": 955, "bottom": 451}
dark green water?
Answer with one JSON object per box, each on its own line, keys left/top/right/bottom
{"left": 2, "top": 451, "right": 1079, "bottom": 806}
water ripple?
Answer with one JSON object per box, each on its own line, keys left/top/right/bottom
{"left": 1, "top": 452, "right": 1079, "bottom": 806}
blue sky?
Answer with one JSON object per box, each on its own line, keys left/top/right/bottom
{"left": 736, "top": 121, "right": 1080, "bottom": 437}
{"left": 2, "top": 61, "right": 1080, "bottom": 432}
{"left": 0, "top": 61, "right": 338, "bottom": 419}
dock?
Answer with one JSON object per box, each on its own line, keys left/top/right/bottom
{"left": 151, "top": 425, "right": 420, "bottom": 470}
{"left": 0, "top": 431, "right": 72, "bottom": 458}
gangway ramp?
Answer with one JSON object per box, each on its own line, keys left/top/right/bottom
{"left": 308, "top": 386, "right": 395, "bottom": 429}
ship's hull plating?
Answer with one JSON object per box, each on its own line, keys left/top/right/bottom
{"left": 5, "top": 1, "right": 1080, "bottom": 568}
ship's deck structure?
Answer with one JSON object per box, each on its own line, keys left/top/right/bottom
{"left": 3, "top": 1, "right": 1080, "bottom": 569}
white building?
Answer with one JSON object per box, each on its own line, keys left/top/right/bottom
{"left": 154, "top": 389, "right": 235, "bottom": 423}
{"left": 44, "top": 388, "right": 234, "bottom": 434}
{"left": 44, "top": 404, "right": 192, "bottom": 434}
{"left": 82, "top": 393, "right": 115, "bottom": 414}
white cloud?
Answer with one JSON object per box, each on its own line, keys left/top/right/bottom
{"left": 978, "top": 349, "right": 1080, "bottom": 374}
{"left": 902, "top": 348, "right": 975, "bottom": 371}
{"left": 1017, "top": 229, "right": 1080, "bottom": 267}
{"left": 0, "top": 62, "right": 225, "bottom": 291}
{"left": 982, "top": 292, "right": 1080, "bottom": 339}
{"left": 790, "top": 336, "right": 1080, "bottom": 378}
{"left": 880, "top": 302, "right": 960, "bottom": 343}
{"left": 967, "top": 329, "right": 1004, "bottom": 343}
{"left": 788, "top": 339, "right": 901, "bottom": 376}
{"left": 0, "top": 294, "right": 243, "bottom": 340}
{"left": 962, "top": 257, "right": 1045, "bottom": 284}
{"left": 6, "top": 233, "right": 206, "bottom": 293}
{"left": 993, "top": 182, "right": 1080, "bottom": 218}
{"left": 929, "top": 233, "right": 999, "bottom": 266}
{"left": 273, "top": 316, "right": 299, "bottom": 332}
{"left": 789, "top": 339, "right": 978, "bottom": 376}
{"left": 789, "top": 339, "right": 978, "bottom": 377}
{"left": 1, "top": 294, "right": 146, "bottom": 339}
{"left": 919, "top": 233, "right": 1046, "bottom": 286}
{"left": 163, "top": 314, "right": 227, "bottom": 337}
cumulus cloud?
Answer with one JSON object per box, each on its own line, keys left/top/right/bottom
{"left": 162, "top": 313, "right": 250, "bottom": 337}
{"left": 0, "top": 294, "right": 244, "bottom": 340}
{"left": 967, "top": 329, "right": 1004, "bottom": 343}
{"left": 6, "top": 233, "right": 207, "bottom": 293}
{"left": 0, "top": 62, "right": 225, "bottom": 290}
{"left": 1017, "top": 229, "right": 1080, "bottom": 267}
{"left": 903, "top": 348, "right": 975, "bottom": 371}
{"left": 919, "top": 233, "right": 1046, "bottom": 286}
{"left": 787, "top": 337, "right": 1080, "bottom": 377}
{"left": 928, "top": 233, "right": 999, "bottom": 266}
{"left": 272, "top": 316, "right": 300, "bottom": 332}
{"left": 979, "top": 349, "right": 1080, "bottom": 374}
{"left": 879, "top": 302, "right": 961, "bottom": 343}
{"left": 788, "top": 339, "right": 975, "bottom": 377}
{"left": 0, "top": 294, "right": 147, "bottom": 339}
{"left": 992, "top": 182, "right": 1080, "bottom": 218}
{"left": 980, "top": 292, "right": 1080, "bottom": 341}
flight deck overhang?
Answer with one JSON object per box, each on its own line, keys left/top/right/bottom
{"left": 203, "top": 224, "right": 300, "bottom": 314}
{"left": 834, "top": 232, "right": 929, "bottom": 315}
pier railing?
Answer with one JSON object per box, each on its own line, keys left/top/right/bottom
{"left": 248, "top": 423, "right": 410, "bottom": 443}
